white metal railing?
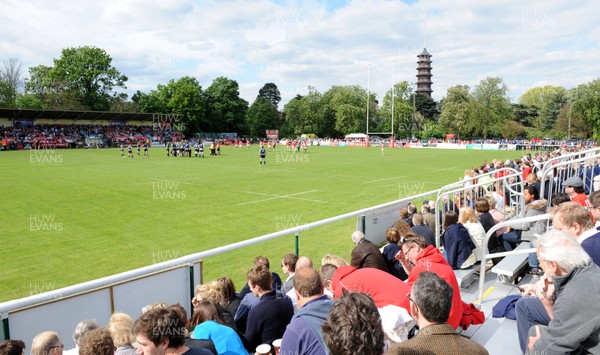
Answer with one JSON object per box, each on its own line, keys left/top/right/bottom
{"left": 434, "top": 168, "right": 524, "bottom": 247}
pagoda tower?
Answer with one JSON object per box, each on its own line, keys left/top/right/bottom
{"left": 416, "top": 48, "right": 433, "bottom": 97}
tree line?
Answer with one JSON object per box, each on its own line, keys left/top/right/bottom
{"left": 1, "top": 46, "right": 599, "bottom": 140}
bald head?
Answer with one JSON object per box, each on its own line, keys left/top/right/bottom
{"left": 351, "top": 231, "right": 364, "bottom": 245}
{"left": 296, "top": 256, "right": 313, "bottom": 270}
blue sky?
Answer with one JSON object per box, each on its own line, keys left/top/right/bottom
{"left": 1, "top": 0, "right": 598, "bottom": 108}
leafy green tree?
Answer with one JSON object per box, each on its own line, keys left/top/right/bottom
{"left": 205, "top": 76, "right": 249, "bottom": 133}
{"left": 438, "top": 85, "right": 472, "bottom": 138}
{"left": 414, "top": 93, "right": 439, "bottom": 121}
{"left": 512, "top": 103, "right": 538, "bottom": 127}
{"left": 556, "top": 102, "right": 592, "bottom": 139}
{"left": 15, "top": 93, "right": 43, "bottom": 109}
{"left": 257, "top": 83, "right": 281, "bottom": 108}
{"left": 247, "top": 97, "right": 279, "bottom": 137}
{"left": 52, "top": 46, "right": 128, "bottom": 110}
{"left": 379, "top": 81, "right": 413, "bottom": 137}
{"left": 570, "top": 79, "right": 600, "bottom": 139}
{"left": 519, "top": 86, "right": 568, "bottom": 131}
{"left": 321, "top": 85, "right": 369, "bottom": 135}
{"left": 283, "top": 87, "right": 327, "bottom": 136}
{"left": 471, "top": 77, "right": 512, "bottom": 138}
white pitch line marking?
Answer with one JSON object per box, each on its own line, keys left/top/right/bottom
{"left": 238, "top": 190, "right": 327, "bottom": 206}
{"left": 432, "top": 167, "right": 456, "bottom": 172}
{"left": 364, "top": 176, "right": 404, "bottom": 184}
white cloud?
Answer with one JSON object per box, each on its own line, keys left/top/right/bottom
{"left": 1, "top": 0, "right": 598, "bottom": 108}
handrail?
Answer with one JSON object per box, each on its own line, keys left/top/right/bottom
{"left": 434, "top": 168, "right": 524, "bottom": 248}
{"left": 0, "top": 188, "right": 443, "bottom": 315}
{"left": 538, "top": 147, "right": 600, "bottom": 175}
{"left": 539, "top": 152, "right": 600, "bottom": 200}
{"left": 476, "top": 213, "right": 551, "bottom": 304}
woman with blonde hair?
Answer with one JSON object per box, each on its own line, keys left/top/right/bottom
{"left": 459, "top": 206, "right": 486, "bottom": 262}
{"left": 320, "top": 254, "right": 348, "bottom": 268}
{"left": 107, "top": 312, "right": 137, "bottom": 355}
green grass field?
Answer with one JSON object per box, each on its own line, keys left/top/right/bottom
{"left": 0, "top": 145, "right": 523, "bottom": 302}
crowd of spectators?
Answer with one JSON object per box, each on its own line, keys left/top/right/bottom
{"left": 0, "top": 124, "right": 183, "bottom": 150}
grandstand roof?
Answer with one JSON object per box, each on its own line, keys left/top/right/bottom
{"left": 0, "top": 108, "right": 161, "bottom": 122}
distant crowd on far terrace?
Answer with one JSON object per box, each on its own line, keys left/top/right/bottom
{"left": 0, "top": 124, "right": 184, "bottom": 150}
{"left": 3, "top": 145, "right": 600, "bottom": 355}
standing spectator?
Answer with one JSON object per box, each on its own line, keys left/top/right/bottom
{"left": 244, "top": 265, "right": 293, "bottom": 352}
{"left": 31, "top": 331, "right": 63, "bottom": 355}
{"left": 280, "top": 267, "right": 333, "bottom": 355}
{"left": 133, "top": 307, "right": 212, "bottom": 355}
{"left": 388, "top": 272, "right": 488, "bottom": 355}
{"left": 321, "top": 293, "right": 384, "bottom": 355}
{"left": 79, "top": 328, "right": 114, "bottom": 355}
{"left": 350, "top": 231, "right": 389, "bottom": 272}
{"left": 0, "top": 340, "right": 25, "bottom": 355}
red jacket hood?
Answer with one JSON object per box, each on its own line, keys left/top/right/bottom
{"left": 415, "top": 245, "right": 447, "bottom": 265}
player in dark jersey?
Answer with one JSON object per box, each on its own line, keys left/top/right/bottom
{"left": 259, "top": 146, "right": 266, "bottom": 166}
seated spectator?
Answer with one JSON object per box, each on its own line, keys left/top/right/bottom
{"left": 329, "top": 265, "right": 414, "bottom": 344}
{"left": 190, "top": 300, "right": 247, "bottom": 355}
{"left": 0, "top": 339, "right": 25, "bottom": 355}
{"left": 459, "top": 207, "right": 486, "bottom": 263}
{"left": 237, "top": 256, "right": 283, "bottom": 299}
{"left": 411, "top": 213, "right": 435, "bottom": 247}
{"left": 134, "top": 307, "right": 212, "bottom": 355}
{"left": 281, "top": 252, "right": 299, "bottom": 294}
{"left": 550, "top": 192, "right": 570, "bottom": 207}
{"left": 244, "top": 265, "right": 293, "bottom": 352}
{"left": 319, "top": 263, "right": 337, "bottom": 299}
{"left": 515, "top": 230, "right": 600, "bottom": 354}
{"left": 31, "top": 331, "right": 63, "bottom": 355}
{"left": 107, "top": 312, "right": 137, "bottom": 355}
{"left": 563, "top": 176, "right": 591, "bottom": 208}
{"left": 441, "top": 210, "right": 475, "bottom": 269}
{"left": 550, "top": 202, "right": 600, "bottom": 265}
{"left": 79, "top": 328, "right": 114, "bottom": 355}
{"left": 193, "top": 281, "right": 237, "bottom": 331}
{"left": 63, "top": 319, "right": 100, "bottom": 355}
{"left": 280, "top": 267, "right": 333, "bottom": 355}
{"left": 169, "top": 304, "right": 217, "bottom": 355}
{"left": 321, "top": 292, "right": 385, "bottom": 355}
{"left": 502, "top": 185, "right": 547, "bottom": 275}
{"left": 388, "top": 272, "right": 488, "bottom": 354}
{"left": 382, "top": 225, "right": 410, "bottom": 280}
{"left": 320, "top": 254, "right": 348, "bottom": 268}
{"left": 589, "top": 191, "right": 600, "bottom": 228}
{"left": 217, "top": 276, "right": 241, "bottom": 330}
{"left": 284, "top": 256, "right": 314, "bottom": 311}
{"left": 421, "top": 204, "right": 436, "bottom": 233}
{"left": 350, "top": 230, "right": 389, "bottom": 272}
{"left": 395, "top": 233, "right": 464, "bottom": 329}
